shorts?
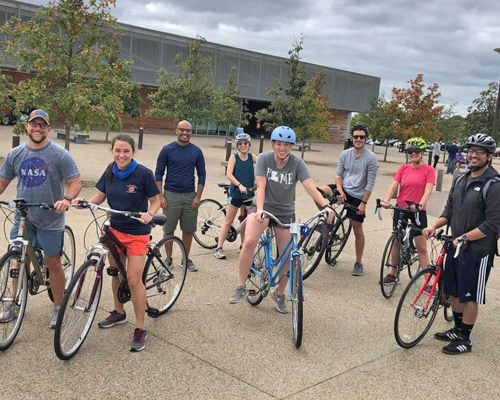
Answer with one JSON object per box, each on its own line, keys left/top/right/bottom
{"left": 163, "top": 190, "right": 198, "bottom": 233}
{"left": 109, "top": 227, "right": 150, "bottom": 256}
{"left": 247, "top": 205, "right": 295, "bottom": 226}
{"left": 327, "top": 185, "right": 366, "bottom": 223}
{"left": 392, "top": 209, "right": 427, "bottom": 234}
{"left": 228, "top": 197, "right": 253, "bottom": 208}
{"left": 443, "top": 248, "right": 492, "bottom": 304}
{"left": 10, "top": 220, "right": 63, "bottom": 256}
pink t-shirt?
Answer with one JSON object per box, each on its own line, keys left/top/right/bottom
{"left": 394, "top": 163, "right": 436, "bottom": 210}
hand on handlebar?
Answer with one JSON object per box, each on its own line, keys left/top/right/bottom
{"left": 422, "top": 227, "right": 436, "bottom": 239}
{"left": 53, "top": 199, "right": 70, "bottom": 213}
{"left": 139, "top": 211, "right": 152, "bottom": 224}
{"left": 324, "top": 206, "right": 334, "bottom": 223}
{"left": 256, "top": 209, "right": 265, "bottom": 223}
{"left": 380, "top": 201, "right": 392, "bottom": 209}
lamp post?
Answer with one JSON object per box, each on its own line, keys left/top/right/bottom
{"left": 493, "top": 48, "right": 500, "bottom": 140}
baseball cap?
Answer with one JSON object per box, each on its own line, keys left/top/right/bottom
{"left": 28, "top": 109, "right": 50, "bottom": 124}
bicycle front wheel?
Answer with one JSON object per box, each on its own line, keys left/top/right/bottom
{"left": 444, "top": 294, "right": 453, "bottom": 322}
{"left": 246, "top": 238, "right": 268, "bottom": 306}
{"left": 54, "top": 259, "right": 102, "bottom": 360}
{"left": 291, "top": 255, "right": 304, "bottom": 349}
{"left": 300, "top": 222, "right": 327, "bottom": 280}
{"left": 325, "top": 216, "right": 351, "bottom": 266}
{"left": 193, "top": 199, "right": 225, "bottom": 249}
{"left": 143, "top": 236, "right": 187, "bottom": 316}
{"left": 48, "top": 225, "right": 76, "bottom": 302}
{"left": 394, "top": 268, "right": 440, "bottom": 348}
{"left": 380, "top": 234, "right": 401, "bottom": 299}
{"left": 0, "top": 251, "right": 28, "bottom": 351}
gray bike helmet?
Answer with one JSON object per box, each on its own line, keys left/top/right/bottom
{"left": 464, "top": 133, "right": 496, "bottom": 154}
{"left": 235, "top": 132, "right": 251, "bottom": 142}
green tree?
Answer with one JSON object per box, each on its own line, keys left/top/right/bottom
{"left": 256, "top": 35, "right": 332, "bottom": 159}
{"left": 465, "top": 82, "right": 498, "bottom": 136}
{"left": 437, "top": 105, "right": 467, "bottom": 144}
{"left": 0, "top": 74, "right": 14, "bottom": 124}
{"left": 0, "top": 0, "right": 132, "bottom": 150}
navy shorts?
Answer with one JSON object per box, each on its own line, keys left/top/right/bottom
{"left": 444, "top": 248, "right": 492, "bottom": 304}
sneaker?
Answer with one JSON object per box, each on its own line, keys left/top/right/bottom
{"left": 442, "top": 335, "right": 472, "bottom": 355}
{"left": 0, "top": 303, "right": 20, "bottom": 323}
{"left": 270, "top": 289, "right": 288, "bottom": 314}
{"left": 214, "top": 247, "right": 226, "bottom": 259}
{"left": 49, "top": 306, "right": 61, "bottom": 329}
{"left": 229, "top": 286, "right": 248, "bottom": 304}
{"left": 98, "top": 310, "right": 127, "bottom": 329}
{"left": 352, "top": 262, "right": 364, "bottom": 276}
{"left": 380, "top": 274, "right": 398, "bottom": 285}
{"left": 434, "top": 327, "right": 460, "bottom": 342}
{"left": 187, "top": 258, "right": 198, "bottom": 272}
{"left": 129, "top": 328, "right": 148, "bottom": 352}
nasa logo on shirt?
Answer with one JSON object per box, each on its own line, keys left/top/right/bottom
{"left": 127, "top": 185, "right": 137, "bottom": 194}
{"left": 19, "top": 157, "right": 51, "bottom": 188}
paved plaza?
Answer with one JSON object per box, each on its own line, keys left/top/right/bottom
{"left": 1, "top": 126, "right": 500, "bottom": 399}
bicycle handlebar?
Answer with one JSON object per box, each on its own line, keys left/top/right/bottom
{"left": 317, "top": 187, "right": 360, "bottom": 213}
{"left": 0, "top": 199, "right": 55, "bottom": 210}
{"left": 375, "top": 199, "right": 422, "bottom": 226}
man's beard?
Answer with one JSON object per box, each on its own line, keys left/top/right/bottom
{"left": 28, "top": 132, "right": 47, "bottom": 144}
{"left": 468, "top": 158, "right": 489, "bottom": 172}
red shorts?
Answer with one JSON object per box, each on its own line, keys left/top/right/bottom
{"left": 109, "top": 227, "right": 150, "bottom": 256}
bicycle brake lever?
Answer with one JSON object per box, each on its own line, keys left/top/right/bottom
{"left": 415, "top": 212, "right": 421, "bottom": 227}
{"left": 454, "top": 241, "right": 463, "bottom": 258}
{"left": 376, "top": 206, "right": 383, "bottom": 220}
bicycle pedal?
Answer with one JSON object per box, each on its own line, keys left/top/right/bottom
{"left": 10, "top": 269, "right": 19, "bottom": 278}
{"left": 247, "top": 289, "right": 258, "bottom": 296}
{"left": 147, "top": 307, "right": 160, "bottom": 318}
{"left": 106, "top": 267, "right": 118, "bottom": 277}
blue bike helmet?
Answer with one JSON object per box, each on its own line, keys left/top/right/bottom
{"left": 270, "top": 126, "right": 296, "bottom": 144}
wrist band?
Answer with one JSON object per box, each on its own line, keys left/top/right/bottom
{"left": 360, "top": 200, "right": 367, "bottom": 204}
{"left": 147, "top": 211, "right": 154, "bottom": 217}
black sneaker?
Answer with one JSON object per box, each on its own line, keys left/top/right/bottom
{"left": 442, "top": 335, "right": 472, "bottom": 355}
{"left": 434, "top": 327, "right": 460, "bottom": 342}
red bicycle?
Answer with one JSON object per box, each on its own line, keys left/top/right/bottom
{"left": 394, "top": 229, "right": 458, "bottom": 348}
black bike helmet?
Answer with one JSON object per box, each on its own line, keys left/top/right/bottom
{"left": 464, "top": 133, "right": 497, "bottom": 154}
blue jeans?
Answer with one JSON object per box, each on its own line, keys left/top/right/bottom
{"left": 446, "top": 157, "right": 456, "bottom": 174}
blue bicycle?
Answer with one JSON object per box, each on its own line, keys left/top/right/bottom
{"left": 245, "top": 209, "right": 329, "bottom": 348}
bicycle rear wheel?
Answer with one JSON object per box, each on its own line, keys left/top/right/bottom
{"left": 380, "top": 234, "right": 401, "bottom": 299}
{"left": 143, "top": 236, "right": 187, "bottom": 316}
{"left": 193, "top": 199, "right": 225, "bottom": 249}
{"left": 0, "top": 251, "right": 28, "bottom": 352}
{"left": 325, "top": 216, "right": 351, "bottom": 266}
{"left": 48, "top": 225, "right": 76, "bottom": 302}
{"left": 291, "top": 255, "right": 304, "bottom": 349}
{"left": 394, "top": 268, "right": 440, "bottom": 348}
{"left": 300, "top": 222, "right": 327, "bottom": 280}
{"left": 54, "top": 259, "right": 102, "bottom": 360}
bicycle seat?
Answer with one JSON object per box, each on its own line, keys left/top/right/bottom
{"left": 151, "top": 214, "right": 167, "bottom": 226}
{"left": 218, "top": 183, "right": 231, "bottom": 190}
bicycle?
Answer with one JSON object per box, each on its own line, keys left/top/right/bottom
{"left": 194, "top": 183, "right": 254, "bottom": 249}
{"left": 0, "top": 199, "right": 76, "bottom": 351}
{"left": 394, "top": 229, "right": 458, "bottom": 348}
{"left": 246, "top": 209, "right": 329, "bottom": 348}
{"left": 375, "top": 199, "right": 422, "bottom": 299}
{"left": 54, "top": 201, "right": 187, "bottom": 360}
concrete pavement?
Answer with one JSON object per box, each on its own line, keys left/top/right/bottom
{"left": 1, "top": 126, "right": 500, "bottom": 399}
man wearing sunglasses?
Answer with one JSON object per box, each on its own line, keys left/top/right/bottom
{"left": 319, "top": 124, "right": 379, "bottom": 276}
{"left": 0, "top": 109, "right": 81, "bottom": 327}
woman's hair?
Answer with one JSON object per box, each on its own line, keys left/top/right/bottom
{"left": 105, "top": 134, "right": 136, "bottom": 182}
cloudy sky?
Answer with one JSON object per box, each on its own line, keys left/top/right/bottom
{"left": 27, "top": 0, "right": 500, "bottom": 115}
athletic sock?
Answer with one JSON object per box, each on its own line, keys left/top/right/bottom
{"left": 453, "top": 311, "right": 463, "bottom": 330}
{"left": 460, "top": 323, "right": 474, "bottom": 340}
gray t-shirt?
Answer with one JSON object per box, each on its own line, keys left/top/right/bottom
{"left": 254, "top": 152, "right": 311, "bottom": 217}
{"left": 336, "top": 147, "right": 379, "bottom": 199}
{"left": 0, "top": 140, "right": 80, "bottom": 231}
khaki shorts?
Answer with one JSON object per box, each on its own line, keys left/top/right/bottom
{"left": 163, "top": 190, "right": 198, "bottom": 233}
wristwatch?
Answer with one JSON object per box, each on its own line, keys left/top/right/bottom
{"left": 63, "top": 195, "right": 73, "bottom": 202}
{"left": 461, "top": 234, "right": 469, "bottom": 243}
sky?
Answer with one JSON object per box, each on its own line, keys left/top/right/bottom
{"left": 25, "top": 0, "right": 500, "bottom": 116}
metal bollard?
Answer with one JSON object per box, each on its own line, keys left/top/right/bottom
{"left": 225, "top": 138, "right": 232, "bottom": 173}
{"left": 12, "top": 135, "right": 20, "bottom": 148}
{"left": 138, "top": 127, "right": 144, "bottom": 150}
{"left": 428, "top": 152, "right": 432, "bottom": 166}
{"left": 259, "top": 134, "right": 264, "bottom": 154}
{"left": 436, "top": 169, "right": 444, "bottom": 191}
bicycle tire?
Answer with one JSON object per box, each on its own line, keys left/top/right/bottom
{"left": 406, "top": 246, "right": 420, "bottom": 280}
{"left": 291, "top": 255, "right": 304, "bottom": 349}
{"left": 246, "top": 238, "right": 267, "bottom": 306}
{"left": 394, "top": 267, "right": 440, "bottom": 348}
{"left": 444, "top": 294, "right": 453, "bottom": 322}
{"left": 54, "top": 259, "right": 102, "bottom": 360}
{"left": 325, "top": 216, "right": 351, "bottom": 266}
{"left": 142, "top": 236, "right": 187, "bottom": 316}
{"left": 193, "top": 199, "right": 225, "bottom": 249}
{"left": 0, "top": 251, "right": 28, "bottom": 351}
{"left": 47, "top": 225, "right": 76, "bottom": 302}
{"left": 300, "top": 222, "right": 327, "bottom": 280}
{"left": 380, "top": 234, "right": 401, "bottom": 299}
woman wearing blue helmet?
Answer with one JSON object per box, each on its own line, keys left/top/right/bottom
{"left": 229, "top": 126, "right": 334, "bottom": 313}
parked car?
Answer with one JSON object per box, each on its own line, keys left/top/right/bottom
{"left": 366, "top": 139, "right": 373, "bottom": 145}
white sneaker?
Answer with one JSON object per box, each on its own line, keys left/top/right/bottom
{"left": 214, "top": 248, "right": 226, "bottom": 259}
{"left": 0, "top": 303, "right": 20, "bottom": 323}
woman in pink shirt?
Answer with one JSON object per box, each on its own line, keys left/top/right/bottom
{"left": 381, "top": 137, "right": 435, "bottom": 284}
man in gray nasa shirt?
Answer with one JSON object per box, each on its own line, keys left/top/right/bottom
{"left": 319, "top": 124, "right": 378, "bottom": 276}
{"left": 0, "top": 109, "right": 81, "bottom": 328}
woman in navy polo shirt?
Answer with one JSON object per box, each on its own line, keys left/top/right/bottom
{"left": 74, "top": 134, "right": 160, "bottom": 352}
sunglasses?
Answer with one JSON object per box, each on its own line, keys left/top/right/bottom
{"left": 237, "top": 141, "right": 249, "bottom": 146}
{"left": 28, "top": 121, "right": 50, "bottom": 129}
{"left": 177, "top": 128, "right": 192, "bottom": 133}
{"left": 407, "top": 150, "right": 422, "bottom": 155}
{"left": 352, "top": 135, "right": 366, "bottom": 140}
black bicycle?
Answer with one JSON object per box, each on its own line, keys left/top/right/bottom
{"left": 54, "top": 201, "right": 187, "bottom": 360}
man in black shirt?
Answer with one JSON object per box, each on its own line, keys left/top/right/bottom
{"left": 424, "top": 133, "right": 500, "bottom": 355}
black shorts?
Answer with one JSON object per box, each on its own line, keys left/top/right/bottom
{"left": 228, "top": 197, "right": 253, "bottom": 208}
{"left": 392, "top": 209, "right": 427, "bottom": 235}
{"left": 444, "top": 248, "right": 493, "bottom": 304}
{"left": 327, "top": 184, "right": 366, "bottom": 223}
